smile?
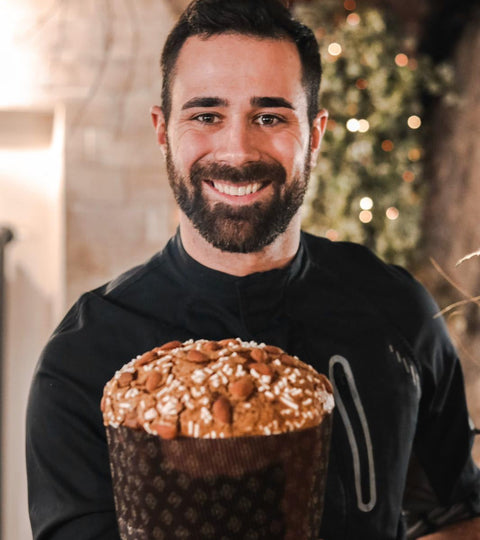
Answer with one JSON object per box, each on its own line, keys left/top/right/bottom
{"left": 210, "top": 181, "right": 265, "bottom": 196}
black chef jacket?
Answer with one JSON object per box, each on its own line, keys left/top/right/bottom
{"left": 26, "top": 231, "right": 480, "bottom": 539}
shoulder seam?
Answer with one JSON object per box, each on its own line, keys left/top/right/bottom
{"left": 100, "top": 253, "right": 163, "bottom": 300}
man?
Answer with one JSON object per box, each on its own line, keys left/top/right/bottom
{"left": 26, "top": 0, "right": 480, "bottom": 538}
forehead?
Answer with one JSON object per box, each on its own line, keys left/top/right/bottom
{"left": 170, "top": 34, "right": 305, "bottom": 108}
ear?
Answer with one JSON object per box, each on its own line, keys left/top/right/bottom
{"left": 150, "top": 105, "right": 167, "bottom": 155}
{"left": 310, "top": 108, "right": 328, "bottom": 168}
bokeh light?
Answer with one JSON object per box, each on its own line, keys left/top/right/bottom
{"left": 346, "top": 118, "right": 360, "bottom": 132}
{"left": 346, "top": 103, "right": 358, "bottom": 116}
{"left": 358, "top": 119, "right": 370, "bottom": 133}
{"left": 360, "top": 197, "right": 373, "bottom": 210}
{"left": 407, "top": 115, "right": 422, "bottom": 129}
{"left": 355, "top": 78, "right": 368, "bottom": 90}
{"left": 408, "top": 148, "right": 422, "bottom": 161}
{"left": 408, "top": 58, "right": 418, "bottom": 71}
{"left": 381, "top": 140, "right": 394, "bottom": 152}
{"left": 386, "top": 207, "right": 400, "bottom": 220}
{"left": 359, "top": 210, "right": 373, "bottom": 223}
{"left": 326, "top": 118, "right": 337, "bottom": 131}
{"left": 328, "top": 42, "right": 343, "bottom": 56}
{"left": 347, "top": 13, "right": 361, "bottom": 26}
{"left": 395, "top": 53, "right": 409, "bottom": 67}
{"left": 344, "top": 0, "right": 357, "bottom": 10}
{"left": 325, "top": 229, "right": 339, "bottom": 241}
{"left": 402, "top": 171, "right": 415, "bottom": 183}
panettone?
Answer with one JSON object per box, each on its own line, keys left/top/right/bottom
{"left": 102, "top": 338, "right": 334, "bottom": 540}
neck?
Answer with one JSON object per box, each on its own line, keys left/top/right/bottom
{"left": 178, "top": 212, "right": 302, "bottom": 276}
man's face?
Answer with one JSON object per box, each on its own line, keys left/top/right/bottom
{"left": 154, "top": 34, "right": 325, "bottom": 253}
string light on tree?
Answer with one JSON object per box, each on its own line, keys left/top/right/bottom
{"left": 296, "top": 1, "right": 453, "bottom": 265}
{"left": 403, "top": 171, "right": 415, "bottom": 183}
{"left": 346, "top": 118, "right": 360, "bottom": 132}
{"left": 395, "top": 53, "right": 409, "bottom": 67}
{"left": 327, "top": 118, "right": 337, "bottom": 130}
{"left": 386, "top": 207, "right": 400, "bottom": 220}
{"left": 326, "top": 229, "right": 339, "bottom": 241}
{"left": 408, "top": 148, "right": 422, "bottom": 161}
{"left": 408, "top": 58, "right": 418, "bottom": 71}
{"left": 355, "top": 78, "right": 368, "bottom": 90}
{"left": 347, "top": 13, "right": 361, "bottom": 26}
{"left": 381, "top": 140, "right": 394, "bottom": 152}
{"left": 408, "top": 115, "right": 422, "bottom": 129}
{"left": 328, "top": 42, "right": 343, "bottom": 56}
{"left": 360, "top": 197, "right": 374, "bottom": 210}
{"left": 343, "top": 0, "right": 356, "bottom": 11}
{"left": 346, "top": 102, "right": 358, "bottom": 115}
{"left": 359, "top": 210, "right": 373, "bottom": 223}
{"left": 358, "top": 119, "right": 370, "bottom": 132}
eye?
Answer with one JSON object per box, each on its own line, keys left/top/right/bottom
{"left": 192, "top": 113, "right": 220, "bottom": 124}
{"left": 254, "top": 114, "right": 284, "bottom": 127}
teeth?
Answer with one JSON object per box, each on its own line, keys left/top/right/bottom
{"left": 212, "top": 181, "right": 262, "bottom": 196}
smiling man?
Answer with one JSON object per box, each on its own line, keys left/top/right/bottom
{"left": 152, "top": 30, "right": 327, "bottom": 269}
{"left": 26, "top": 1, "right": 480, "bottom": 539}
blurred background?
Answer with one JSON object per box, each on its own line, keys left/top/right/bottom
{"left": 0, "top": 0, "right": 479, "bottom": 538}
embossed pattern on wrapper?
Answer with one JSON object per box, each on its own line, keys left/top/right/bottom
{"left": 106, "top": 420, "right": 331, "bottom": 540}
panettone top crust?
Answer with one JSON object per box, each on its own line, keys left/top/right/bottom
{"left": 102, "top": 338, "right": 334, "bottom": 439}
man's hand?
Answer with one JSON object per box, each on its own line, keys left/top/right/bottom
{"left": 419, "top": 516, "right": 480, "bottom": 539}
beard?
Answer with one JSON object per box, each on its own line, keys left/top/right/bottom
{"left": 166, "top": 144, "right": 311, "bottom": 253}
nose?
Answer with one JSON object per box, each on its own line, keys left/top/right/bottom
{"left": 213, "top": 118, "right": 261, "bottom": 166}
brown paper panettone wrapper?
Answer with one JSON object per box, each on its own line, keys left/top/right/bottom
{"left": 106, "top": 416, "right": 332, "bottom": 540}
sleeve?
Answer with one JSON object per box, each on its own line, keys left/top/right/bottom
{"left": 320, "top": 242, "right": 480, "bottom": 536}
{"left": 25, "top": 299, "right": 121, "bottom": 540}
{"left": 401, "top": 279, "right": 480, "bottom": 537}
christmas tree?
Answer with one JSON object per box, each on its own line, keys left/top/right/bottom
{"left": 296, "top": 0, "right": 452, "bottom": 266}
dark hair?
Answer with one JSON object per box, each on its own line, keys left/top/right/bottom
{"left": 160, "top": 0, "right": 322, "bottom": 125}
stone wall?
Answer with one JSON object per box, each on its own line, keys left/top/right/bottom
{"left": 6, "top": 0, "right": 180, "bottom": 304}
{"left": 56, "top": 0, "right": 179, "bottom": 303}
{"left": 1, "top": 2, "right": 180, "bottom": 538}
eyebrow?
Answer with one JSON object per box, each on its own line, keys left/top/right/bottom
{"left": 181, "top": 96, "right": 295, "bottom": 110}
{"left": 251, "top": 96, "right": 295, "bottom": 109}
{"left": 182, "top": 97, "right": 228, "bottom": 109}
